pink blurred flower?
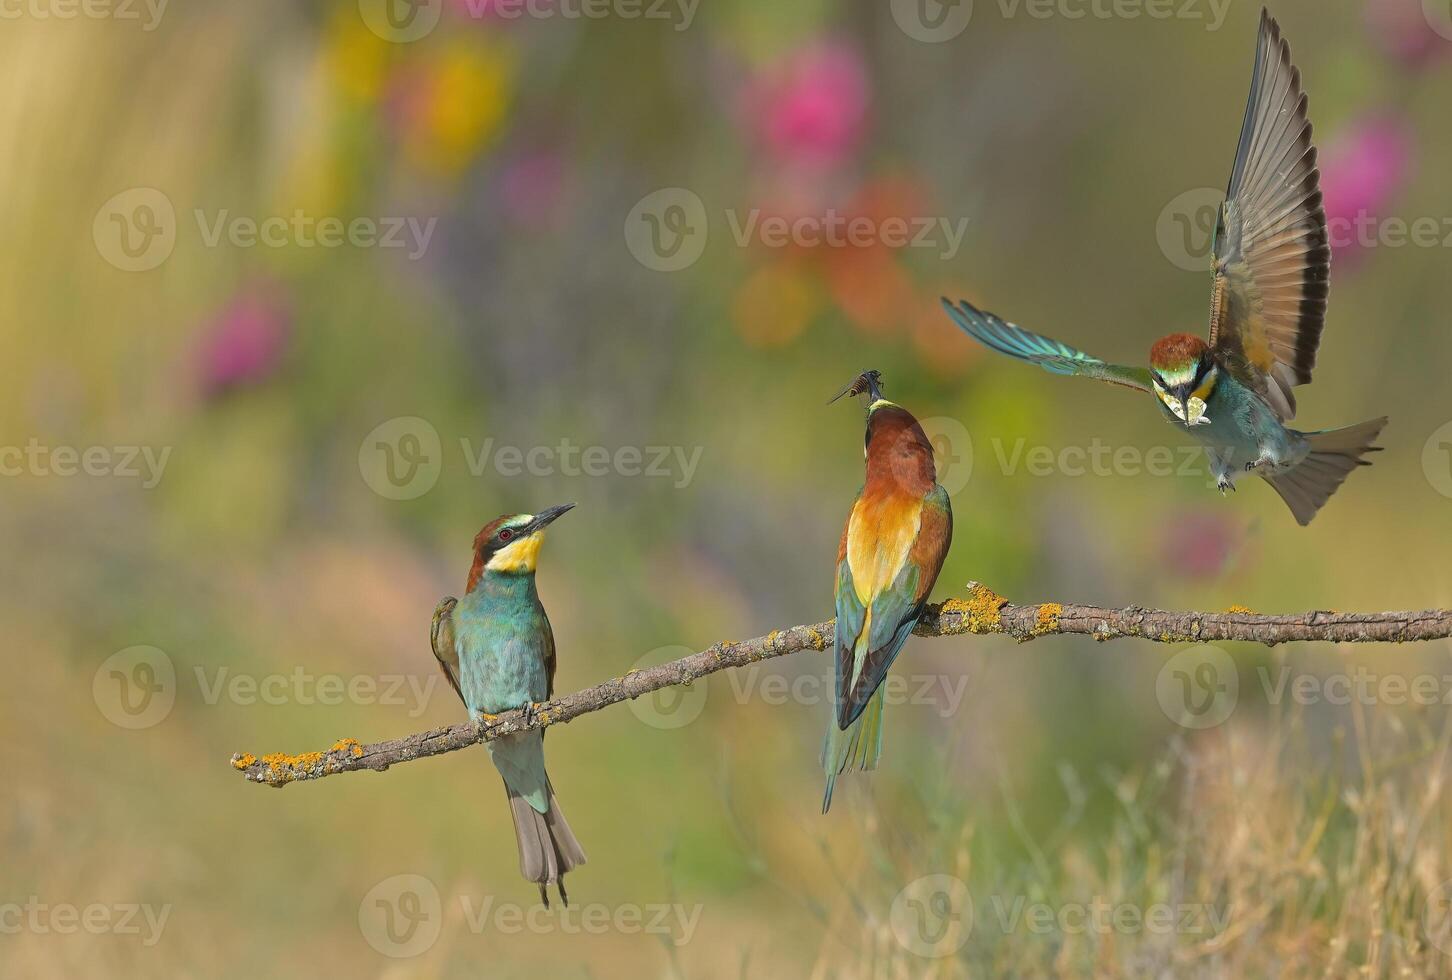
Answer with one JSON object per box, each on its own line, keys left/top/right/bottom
{"left": 498, "top": 148, "right": 565, "bottom": 227}
{"left": 1364, "top": 0, "right": 1450, "bottom": 69}
{"left": 1319, "top": 116, "right": 1414, "bottom": 257}
{"left": 196, "top": 284, "right": 291, "bottom": 397}
{"left": 1159, "top": 512, "right": 1240, "bottom": 581}
{"left": 745, "top": 41, "right": 869, "bottom": 172}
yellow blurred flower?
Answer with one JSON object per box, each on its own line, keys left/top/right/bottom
{"left": 733, "top": 260, "right": 821, "bottom": 348}
{"left": 408, "top": 37, "right": 515, "bottom": 177}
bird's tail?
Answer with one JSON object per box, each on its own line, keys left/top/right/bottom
{"left": 1269, "top": 417, "right": 1388, "bottom": 525}
{"left": 821, "top": 686, "right": 886, "bottom": 813}
{"left": 504, "top": 779, "right": 587, "bottom": 907}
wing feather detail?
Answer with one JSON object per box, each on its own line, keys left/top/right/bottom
{"left": 941, "top": 297, "right": 1152, "bottom": 393}
{"left": 1208, "top": 10, "right": 1330, "bottom": 420}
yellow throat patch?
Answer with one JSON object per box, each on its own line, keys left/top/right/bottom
{"left": 485, "top": 532, "right": 544, "bottom": 573}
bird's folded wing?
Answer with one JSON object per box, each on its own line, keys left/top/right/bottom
{"left": 430, "top": 596, "right": 464, "bottom": 705}
{"left": 1207, "top": 9, "right": 1329, "bottom": 421}
{"left": 941, "top": 298, "right": 1152, "bottom": 393}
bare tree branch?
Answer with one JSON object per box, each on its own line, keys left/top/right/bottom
{"left": 231, "top": 583, "right": 1452, "bottom": 787}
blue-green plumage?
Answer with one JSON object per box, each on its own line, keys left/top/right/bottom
{"left": 430, "top": 506, "right": 586, "bottom": 904}
{"left": 454, "top": 573, "right": 554, "bottom": 813}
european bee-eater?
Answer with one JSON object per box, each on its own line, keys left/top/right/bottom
{"left": 823, "top": 371, "right": 953, "bottom": 812}
{"left": 942, "top": 9, "right": 1386, "bottom": 525}
{"left": 431, "top": 504, "right": 586, "bottom": 905}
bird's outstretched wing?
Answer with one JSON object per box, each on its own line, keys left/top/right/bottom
{"left": 1206, "top": 9, "right": 1329, "bottom": 421}
{"left": 941, "top": 297, "right": 1152, "bottom": 393}
{"left": 430, "top": 596, "right": 464, "bottom": 705}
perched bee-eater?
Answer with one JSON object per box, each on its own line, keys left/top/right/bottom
{"left": 942, "top": 9, "right": 1386, "bottom": 525}
{"left": 823, "top": 371, "right": 953, "bottom": 812}
{"left": 431, "top": 505, "right": 586, "bottom": 905}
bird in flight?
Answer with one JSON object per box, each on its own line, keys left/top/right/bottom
{"left": 942, "top": 9, "right": 1386, "bottom": 525}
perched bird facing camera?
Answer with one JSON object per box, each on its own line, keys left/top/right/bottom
{"left": 823, "top": 370, "right": 953, "bottom": 812}
{"left": 431, "top": 505, "right": 586, "bottom": 905}
{"left": 942, "top": 9, "right": 1387, "bottom": 525}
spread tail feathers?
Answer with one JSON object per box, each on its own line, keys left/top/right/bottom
{"left": 505, "top": 780, "right": 587, "bottom": 907}
{"left": 821, "top": 686, "right": 886, "bottom": 813}
{"left": 1269, "top": 417, "right": 1388, "bottom": 525}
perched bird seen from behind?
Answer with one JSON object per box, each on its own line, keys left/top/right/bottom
{"left": 431, "top": 504, "right": 586, "bottom": 906}
{"left": 941, "top": 9, "right": 1386, "bottom": 525}
{"left": 823, "top": 370, "right": 953, "bottom": 812}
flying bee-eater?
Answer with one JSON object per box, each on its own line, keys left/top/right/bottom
{"left": 942, "top": 9, "right": 1387, "bottom": 525}
{"left": 430, "top": 504, "right": 586, "bottom": 906}
{"left": 823, "top": 370, "right": 953, "bottom": 813}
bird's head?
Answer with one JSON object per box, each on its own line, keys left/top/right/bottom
{"left": 1149, "top": 334, "right": 1217, "bottom": 426}
{"left": 466, "top": 503, "right": 574, "bottom": 590}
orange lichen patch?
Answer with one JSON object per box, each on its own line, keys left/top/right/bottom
{"left": 941, "top": 583, "right": 1008, "bottom": 634}
{"left": 1032, "top": 603, "right": 1063, "bottom": 636}
{"left": 331, "top": 738, "right": 364, "bottom": 758}
{"left": 1225, "top": 604, "right": 1255, "bottom": 614}
{"left": 230, "top": 752, "right": 257, "bottom": 770}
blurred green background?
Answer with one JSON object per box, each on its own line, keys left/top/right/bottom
{"left": 4, "top": 0, "right": 1452, "bottom": 975}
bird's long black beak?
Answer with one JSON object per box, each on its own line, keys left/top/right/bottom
{"left": 528, "top": 503, "right": 575, "bottom": 533}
